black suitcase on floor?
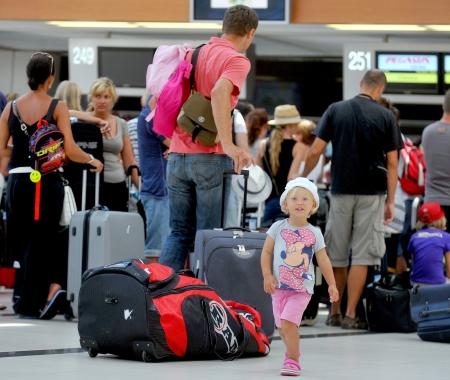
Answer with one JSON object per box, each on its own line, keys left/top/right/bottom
{"left": 190, "top": 170, "right": 275, "bottom": 338}
{"left": 367, "top": 276, "right": 416, "bottom": 333}
{"left": 411, "top": 283, "right": 450, "bottom": 342}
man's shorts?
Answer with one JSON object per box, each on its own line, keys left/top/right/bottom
{"left": 325, "top": 194, "right": 386, "bottom": 267}
{"left": 272, "top": 289, "right": 311, "bottom": 327}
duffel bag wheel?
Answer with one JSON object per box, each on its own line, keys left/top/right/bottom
{"left": 88, "top": 348, "right": 98, "bottom": 358}
{"left": 142, "top": 351, "right": 152, "bottom": 362}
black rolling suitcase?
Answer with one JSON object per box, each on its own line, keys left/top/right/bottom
{"left": 190, "top": 169, "right": 275, "bottom": 338}
{"left": 63, "top": 121, "right": 104, "bottom": 211}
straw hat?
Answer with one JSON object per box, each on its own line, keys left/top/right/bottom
{"left": 268, "top": 105, "right": 302, "bottom": 126}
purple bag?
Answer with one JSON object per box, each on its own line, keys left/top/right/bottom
{"left": 152, "top": 60, "right": 192, "bottom": 138}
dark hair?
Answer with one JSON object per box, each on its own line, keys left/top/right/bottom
{"left": 222, "top": 5, "right": 258, "bottom": 36}
{"left": 361, "top": 69, "right": 386, "bottom": 89}
{"left": 27, "top": 52, "right": 55, "bottom": 90}
{"left": 236, "top": 100, "right": 254, "bottom": 118}
{"left": 246, "top": 108, "right": 269, "bottom": 145}
{"left": 379, "top": 96, "right": 400, "bottom": 125}
{"left": 444, "top": 89, "right": 450, "bottom": 114}
{"left": 0, "top": 91, "right": 7, "bottom": 114}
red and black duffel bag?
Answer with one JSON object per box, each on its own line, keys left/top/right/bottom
{"left": 78, "top": 260, "right": 270, "bottom": 361}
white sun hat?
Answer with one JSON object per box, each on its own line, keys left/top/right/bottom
{"left": 231, "top": 165, "right": 273, "bottom": 204}
{"left": 279, "top": 177, "right": 320, "bottom": 214}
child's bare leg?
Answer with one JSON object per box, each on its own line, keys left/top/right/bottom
{"left": 280, "top": 319, "right": 300, "bottom": 360}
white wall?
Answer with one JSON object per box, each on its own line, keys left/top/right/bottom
{"left": 0, "top": 49, "right": 34, "bottom": 96}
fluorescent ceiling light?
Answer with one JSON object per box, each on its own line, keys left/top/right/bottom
{"left": 47, "top": 21, "right": 138, "bottom": 28}
{"left": 136, "top": 22, "right": 221, "bottom": 30}
{"left": 0, "top": 323, "right": 35, "bottom": 327}
{"left": 47, "top": 21, "right": 221, "bottom": 30}
{"left": 327, "top": 24, "right": 427, "bottom": 31}
{"left": 427, "top": 25, "right": 450, "bottom": 31}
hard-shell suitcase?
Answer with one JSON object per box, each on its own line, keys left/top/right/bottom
{"left": 67, "top": 171, "right": 145, "bottom": 317}
{"left": 410, "top": 283, "right": 450, "bottom": 342}
{"left": 191, "top": 169, "right": 275, "bottom": 338}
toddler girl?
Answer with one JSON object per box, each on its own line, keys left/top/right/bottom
{"left": 261, "top": 177, "right": 338, "bottom": 376}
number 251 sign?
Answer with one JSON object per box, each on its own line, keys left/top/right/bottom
{"left": 348, "top": 51, "right": 371, "bottom": 71}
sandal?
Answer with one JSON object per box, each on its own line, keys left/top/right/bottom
{"left": 281, "top": 357, "right": 301, "bottom": 376}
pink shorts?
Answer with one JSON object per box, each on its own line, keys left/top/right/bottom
{"left": 272, "top": 289, "right": 312, "bottom": 327}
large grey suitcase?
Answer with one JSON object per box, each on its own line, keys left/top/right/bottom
{"left": 67, "top": 171, "right": 145, "bottom": 317}
{"left": 191, "top": 170, "right": 275, "bottom": 338}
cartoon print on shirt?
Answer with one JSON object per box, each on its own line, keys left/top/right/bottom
{"left": 278, "top": 228, "right": 316, "bottom": 291}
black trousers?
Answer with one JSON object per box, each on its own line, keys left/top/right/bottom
{"left": 6, "top": 172, "right": 65, "bottom": 316}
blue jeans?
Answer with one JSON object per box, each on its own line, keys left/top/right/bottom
{"left": 160, "top": 154, "right": 233, "bottom": 271}
{"left": 262, "top": 196, "right": 284, "bottom": 226}
{"left": 140, "top": 193, "right": 170, "bottom": 258}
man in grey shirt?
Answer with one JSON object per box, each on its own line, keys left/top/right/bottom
{"left": 422, "top": 89, "right": 450, "bottom": 232}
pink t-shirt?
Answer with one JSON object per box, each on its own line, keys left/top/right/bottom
{"left": 169, "top": 37, "right": 250, "bottom": 154}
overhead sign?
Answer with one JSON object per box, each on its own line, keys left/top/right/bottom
{"left": 191, "top": 0, "right": 289, "bottom": 23}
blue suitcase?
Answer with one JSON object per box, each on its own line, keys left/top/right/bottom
{"left": 410, "top": 283, "right": 450, "bottom": 342}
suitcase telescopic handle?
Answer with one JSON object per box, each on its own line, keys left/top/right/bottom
{"left": 221, "top": 169, "right": 249, "bottom": 229}
{"left": 81, "top": 170, "right": 101, "bottom": 211}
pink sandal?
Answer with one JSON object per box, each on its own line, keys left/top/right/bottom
{"left": 281, "top": 357, "right": 301, "bottom": 376}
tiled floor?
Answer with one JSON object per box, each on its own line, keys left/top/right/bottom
{"left": 1, "top": 289, "right": 449, "bottom": 380}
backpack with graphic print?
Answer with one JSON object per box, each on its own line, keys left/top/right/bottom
{"left": 13, "top": 98, "right": 65, "bottom": 174}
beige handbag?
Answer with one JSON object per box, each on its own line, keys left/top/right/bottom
{"left": 177, "top": 91, "right": 219, "bottom": 146}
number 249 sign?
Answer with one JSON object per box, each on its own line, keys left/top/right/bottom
{"left": 348, "top": 51, "right": 371, "bottom": 71}
{"left": 72, "top": 47, "right": 95, "bottom": 65}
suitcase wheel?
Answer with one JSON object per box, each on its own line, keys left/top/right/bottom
{"left": 142, "top": 351, "right": 152, "bottom": 363}
{"left": 88, "top": 348, "right": 98, "bottom": 358}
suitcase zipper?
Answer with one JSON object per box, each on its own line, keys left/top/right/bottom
{"left": 152, "top": 285, "right": 214, "bottom": 298}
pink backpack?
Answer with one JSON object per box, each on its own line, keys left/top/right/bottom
{"left": 152, "top": 60, "right": 192, "bottom": 138}
{"left": 145, "top": 44, "right": 192, "bottom": 137}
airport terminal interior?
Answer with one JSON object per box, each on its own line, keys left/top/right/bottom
{"left": 1, "top": 0, "right": 450, "bottom": 379}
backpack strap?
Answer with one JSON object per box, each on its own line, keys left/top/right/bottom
{"left": 44, "top": 99, "right": 59, "bottom": 122}
{"left": 189, "top": 44, "right": 206, "bottom": 90}
{"left": 12, "top": 100, "right": 29, "bottom": 136}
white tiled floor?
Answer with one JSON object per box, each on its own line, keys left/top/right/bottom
{"left": 1, "top": 289, "right": 449, "bottom": 380}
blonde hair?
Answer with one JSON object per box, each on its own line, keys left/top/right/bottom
{"left": 55, "top": 80, "right": 82, "bottom": 111}
{"left": 88, "top": 77, "right": 118, "bottom": 111}
{"left": 280, "top": 187, "right": 317, "bottom": 215}
{"left": 295, "top": 119, "right": 317, "bottom": 146}
{"left": 268, "top": 128, "right": 284, "bottom": 175}
{"left": 416, "top": 216, "right": 447, "bottom": 231}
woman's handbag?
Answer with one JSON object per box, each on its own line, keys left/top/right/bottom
{"left": 60, "top": 180, "right": 77, "bottom": 226}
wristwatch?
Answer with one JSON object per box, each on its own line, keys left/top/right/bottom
{"left": 87, "top": 154, "right": 95, "bottom": 164}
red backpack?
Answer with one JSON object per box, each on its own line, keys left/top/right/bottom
{"left": 398, "top": 136, "right": 426, "bottom": 196}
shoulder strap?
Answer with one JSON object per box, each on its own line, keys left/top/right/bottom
{"left": 189, "top": 44, "right": 206, "bottom": 90}
{"left": 12, "top": 100, "right": 29, "bottom": 136}
{"left": 44, "top": 99, "right": 59, "bottom": 122}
